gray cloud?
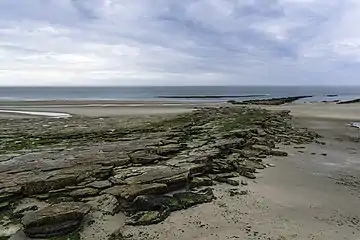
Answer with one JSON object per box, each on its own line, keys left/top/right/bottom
{"left": 0, "top": 0, "right": 360, "bottom": 86}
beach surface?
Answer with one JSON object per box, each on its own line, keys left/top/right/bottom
{"left": 0, "top": 100, "right": 222, "bottom": 118}
{"left": 1, "top": 101, "right": 360, "bottom": 240}
{"left": 2, "top": 100, "right": 360, "bottom": 119}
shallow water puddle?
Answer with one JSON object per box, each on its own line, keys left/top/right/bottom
{"left": 0, "top": 109, "right": 71, "bottom": 118}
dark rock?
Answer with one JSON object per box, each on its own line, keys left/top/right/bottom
{"left": 171, "top": 188, "right": 215, "bottom": 210}
{"left": 0, "top": 201, "right": 10, "bottom": 210}
{"left": 126, "top": 209, "right": 171, "bottom": 226}
{"left": 337, "top": 98, "right": 360, "bottom": 104}
{"left": 229, "top": 189, "right": 249, "bottom": 196}
{"left": 70, "top": 188, "right": 99, "bottom": 198}
{"left": 132, "top": 188, "right": 215, "bottom": 214}
{"left": 102, "top": 183, "right": 168, "bottom": 200}
{"left": 22, "top": 202, "right": 91, "bottom": 238}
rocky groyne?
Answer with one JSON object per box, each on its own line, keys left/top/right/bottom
{"left": 228, "top": 96, "right": 312, "bottom": 105}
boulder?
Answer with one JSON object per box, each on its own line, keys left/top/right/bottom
{"left": 22, "top": 202, "right": 91, "bottom": 238}
{"left": 133, "top": 188, "right": 215, "bottom": 212}
{"left": 127, "top": 188, "right": 215, "bottom": 225}
{"left": 102, "top": 183, "right": 168, "bottom": 200}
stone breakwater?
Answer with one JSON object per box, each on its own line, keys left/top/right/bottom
{"left": 0, "top": 107, "right": 320, "bottom": 239}
{"left": 228, "top": 96, "right": 312, "bottom": 105}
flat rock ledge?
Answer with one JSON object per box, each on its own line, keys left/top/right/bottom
{"left": 0, "top": 106, "right": 321, "bottom": 239}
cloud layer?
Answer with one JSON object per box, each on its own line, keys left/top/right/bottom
{"left": 1, "top": 0, "right": 360, "bottom": 86}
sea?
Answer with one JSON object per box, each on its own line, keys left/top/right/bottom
{"left": 1, "top": 86, "right": 360, "bottom": 103}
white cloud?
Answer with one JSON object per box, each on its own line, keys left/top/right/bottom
{"left": 0, "top": 0, "right": 360, "bottom": 86}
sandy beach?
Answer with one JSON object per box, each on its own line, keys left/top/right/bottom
{"left": 1, "top": 101, "right": 360, "bottom": 240}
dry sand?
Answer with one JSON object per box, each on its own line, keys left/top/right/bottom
{"left": 4, "top": 101, "right": 360, "bottom": 239}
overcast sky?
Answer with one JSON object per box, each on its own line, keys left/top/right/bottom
{"left": 1, "top": 0, "right": 360, "bottom": 86}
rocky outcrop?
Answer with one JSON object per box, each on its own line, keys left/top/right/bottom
{"left": 0, "top": 106, "right": 321, "bottom": 235}
{"left": 22, "top": 202, "right": 90, "bottom": 238}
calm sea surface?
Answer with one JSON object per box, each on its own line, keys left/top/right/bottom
{"left": 1, "top": 86, "right": 360, "bottom": 102}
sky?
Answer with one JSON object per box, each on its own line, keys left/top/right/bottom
{"left": 1, "top": 0, "right": 360, "bottom": 86}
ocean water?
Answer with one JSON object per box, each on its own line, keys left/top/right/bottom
{"left": 1, "top": 86, "right": 360, "bottom": 102}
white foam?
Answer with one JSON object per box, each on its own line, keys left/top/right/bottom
{"left": 0, "top": 110, "right": 71, "bottom": 118}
